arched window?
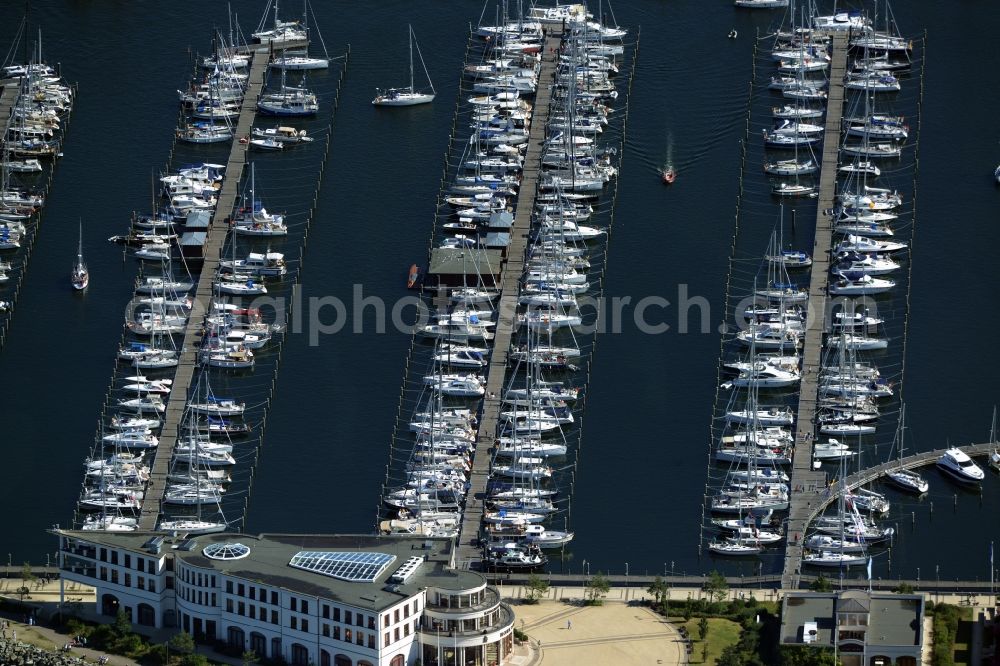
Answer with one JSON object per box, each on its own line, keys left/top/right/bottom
{"left": 292, "top": 643, "right": 310, "bottom": 666}
{"left": 271, "top": 637, "right": 282, "bottom": 660}
{"left": 390, "top": 657, "right": 405, "bottom": 666}
{"left": 250, "top": 632, "right": 266, "bottom": 659}
{"left": 137, "top": 603, "right": 156, "bottom": 627}
{"left": 227, "top": 627, "right": 245, "bottom": 648}
{"left": 320, "top": 649, "right": 331, "bottom": 666}
{"left": 334, "top": 655, "right": 353, "bottom": 666}
{"left": 101, "top": 594, "right": 120, "bottom": 617}
{"left": 896, "top": 657, "right": 917, "bottom": 666}
{"left": 358, "top": 661, "right": 375, "bottom": 666}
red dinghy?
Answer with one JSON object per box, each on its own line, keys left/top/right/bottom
{"left": 407, "top": 264, "right": 421, "bottom": 289}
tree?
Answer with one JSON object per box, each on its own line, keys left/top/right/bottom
{"left": 698, "top": 617, "right": 709, "bottom": 641}
{"left": 779, "top": 645, "right": 840, "bottom": 666}
{"left": 810, "top": 574, "right": 833, "bottom": 593}
{"left": 15, "top": 586, "right": 30, "bottom": 601}
{"left": 893, "top": 582, "right": 914, "bottom": 594}
{"left": 647, "top": 576, "right": 669, "bottom": 605}
{"left": 111, "top": 608, "right": 133, "bottom": 640}
{"left": 242, "top": 649, "right": 260, "bottom": 666}
{"left": 21, "top": 562, "right": 35, "bottom": 587}
{"left": 524, "top": 574, "right": 549, "bottom": 604}
{"left": 146, "top": 644, "right": 170, "bottom": 666}
{"left": 180, "top": 654, "right": 210, "bottom": 666}
{"left": 703, "top": 570, "right": 729, "bottom": 603}
{"left": 168, "top": 631, "right": 196, "bottom": 656}
{"left": 586, "top": 572, "right": 610, "bottom": 605}
{"left": 110, "top": 633, "right": 146, "bottom": 659}
{"left": 717, "top": 647, "right": 745, "bottom": 666}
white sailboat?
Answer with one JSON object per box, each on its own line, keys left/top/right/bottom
{"left": 232, "top": 163, "right": 288, "bottom": 236}
{"left": 884, "top": 405, "right": 928, "bottom": 494}
{"left": 71, "top": 220, "right": 89, "bottom": 290}
{"left": 373, "top": 25, "right": 436, "bottom": 106}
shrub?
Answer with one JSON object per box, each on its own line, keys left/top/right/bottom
{"left": 931, "top": 604, "right": 961, "bottom": 666}
{"left": 146, "top": 644, "right": 170, "bottom": 665}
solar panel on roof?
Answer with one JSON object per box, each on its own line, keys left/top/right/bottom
{"left": 288, "top": 551, "right": 396, "bottom": 583}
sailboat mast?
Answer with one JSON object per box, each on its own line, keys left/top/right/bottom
{"left": 409, "top": 24, "right": 415, "bottom": 93}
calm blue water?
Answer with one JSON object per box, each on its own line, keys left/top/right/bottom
{"left": 0, "top": 1, "right": 997, "bottom": 585}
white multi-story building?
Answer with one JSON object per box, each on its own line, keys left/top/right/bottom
{"left": 55, "top": 530, "right": 515, "bottom": 666}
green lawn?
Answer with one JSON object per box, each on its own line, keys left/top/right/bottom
{"left": 680, "top": 617, "right": 742, "bottom": 665}
{"left": 11, "top": 626, "right": 59, "bottom": 652}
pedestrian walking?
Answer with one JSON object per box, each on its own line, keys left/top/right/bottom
{"left": 566, "top": 619, "right": 572, "bottom": 630}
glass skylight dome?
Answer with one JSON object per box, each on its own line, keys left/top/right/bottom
{"left": 202, "top": 542, "right": 251, "bottom": 560}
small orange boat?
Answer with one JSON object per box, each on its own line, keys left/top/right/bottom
{"left": 661, "top": 168, "right": 677, "bottom": 185}
{"left": 407, "top": 264, "right": 420, "bottom": 289}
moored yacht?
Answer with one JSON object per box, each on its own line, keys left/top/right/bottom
{"left": 936, "top": 448, "right": 984, "bottom": 485}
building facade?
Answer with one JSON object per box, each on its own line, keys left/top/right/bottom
{"left": 780, "top": 590, "right": 924, "bottom": 666}
{"left": 56, "top": 531, "right": 515, "bottom": 666}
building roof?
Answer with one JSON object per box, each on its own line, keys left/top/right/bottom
{"left": 483, "top": 232, "right": 511, "bottom": 248}
{"left": 837, "top": 590, "right": 871, "bottom": 613}
{"left": 867, "top": 596, "right": 922, "bottom": 646}
{"left": 184, "top": 210, "right": 212, "bottom": 229}
{"left": 780, "top": 591, "right": 924, "bottom": 648}
{"left": 781, "top": 594, "right": 836, "bottom": 645}
{"left": 428, "top": 248, "right": 502, "bottom": 276}
{"left": 56, "top": 531, "right": 485, "bottom": 613}
{"left": 179, "top": 231, "right": 207, "bottom": 246}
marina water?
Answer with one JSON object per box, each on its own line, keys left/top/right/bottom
{"left": 0, "top": 0, "right": 997, "bottom": 585}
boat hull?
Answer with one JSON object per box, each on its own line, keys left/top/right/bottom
{"left": 373, "top": 93, "right": 436, "bottom": 107}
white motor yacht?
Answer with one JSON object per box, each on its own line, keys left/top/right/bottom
{"left": 828, "top": 273, "right": 895, "bottom": 296}
{"left": 835, "top": 235, "right": 907, "bottom": 254}
{"left": 813, "top": 439, "right": 856, "bottom": 461}
{"left": 936, "top": 448, "right": 984, "bottom": 484}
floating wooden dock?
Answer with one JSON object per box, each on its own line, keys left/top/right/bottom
{"left": 236, "top": 38, "right": 310, "bottom": 56}
{"left": 781, "top": 32, "right": 848, "bottom": 589}
{"left": 137, "top": 50, "right": 271, "bottom": 530}
{"left": 453, "top": 30, "right": 564, "bottom": 570}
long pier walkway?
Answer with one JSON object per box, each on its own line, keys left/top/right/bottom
{"left": 138, "top": 50, "right": 270, "bottom": 530}
{"left": 454, "top": 30, "right": 564, "bottom": 569}
{"left": 781, "top": 33, "right": 848, "bottom": 589}
{"left": 0, "top": 82, "right": 19, "bottom": 138}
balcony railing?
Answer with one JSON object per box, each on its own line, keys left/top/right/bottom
{"left": 425, "top": 586, "right": 500, "bottom": 614}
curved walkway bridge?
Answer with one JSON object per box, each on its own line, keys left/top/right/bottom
{"left": 782, "top": 442, "right": 997, "bottom": 589}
